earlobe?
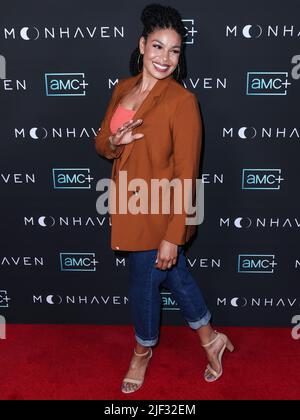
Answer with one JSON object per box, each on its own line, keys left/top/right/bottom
{"left": 139, "top": 36, "right": 145, "bottom": 54}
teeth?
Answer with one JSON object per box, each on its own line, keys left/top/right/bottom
{"left": 153, "top": 62, "right": 169, "bottom": 70}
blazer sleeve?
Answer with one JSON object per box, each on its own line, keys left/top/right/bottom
{"left": 94, "top": 81, "right": 126, "bottom": 160}
{"left": 163, "top": 93, "right": 202, "bottom": 245}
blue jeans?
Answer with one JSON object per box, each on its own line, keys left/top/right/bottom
{"left": 128, "top": 245, "right": 212, "bottom": 347}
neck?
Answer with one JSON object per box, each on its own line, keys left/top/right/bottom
{"left": 136, "top": 71, "right": 159, "bottom": 93}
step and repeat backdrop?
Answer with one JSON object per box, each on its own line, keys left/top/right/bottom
{"left": 0, "top": 0, "right": 299, "bottom": 327}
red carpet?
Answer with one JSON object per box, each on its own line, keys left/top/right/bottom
{"left": 0, "top": 325, "right": 299, "bottom": 400}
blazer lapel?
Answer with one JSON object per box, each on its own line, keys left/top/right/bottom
{"left": 115, "top": 72, "right": 173, "bottom": 172}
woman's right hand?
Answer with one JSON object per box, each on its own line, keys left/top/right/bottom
{"left": 109, "top": 119, "right": 144, "bottom": 147}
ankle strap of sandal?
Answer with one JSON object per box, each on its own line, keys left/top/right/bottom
{"left": 201, "top": 331, "right": 220, "bottom": 348}
{"left": 134, "top": 348, "right": 151, "bottom": 357}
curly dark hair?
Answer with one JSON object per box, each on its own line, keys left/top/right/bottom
{"left": 129, "top": 3, "right": 188, "bottom": 85}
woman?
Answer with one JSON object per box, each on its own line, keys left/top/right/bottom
{"left": 94, "top": 3, "right": 234, "bottom": 394}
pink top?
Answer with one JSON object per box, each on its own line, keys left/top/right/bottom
{"left": 110, "top": 103, "right": 136, "bottom": 134}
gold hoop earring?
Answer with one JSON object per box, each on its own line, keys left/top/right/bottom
{"left": 176, "top": 63, "right": 180, "bottom": 80}
{"left": 137, "top": 52, "right": 143, "bottom": 73}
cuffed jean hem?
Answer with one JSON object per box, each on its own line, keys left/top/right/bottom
{"left": 135, "top": 334, "right": 159, "bottom": 347}
{"left": 186, "top": 309, "right": 212, "bottom": 330}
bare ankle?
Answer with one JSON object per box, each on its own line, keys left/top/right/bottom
{"left": 135, "top": 343, "right": 151, "bottom": 355}
{"left": 197, "top": 325, "right": 218, "bottom": 346}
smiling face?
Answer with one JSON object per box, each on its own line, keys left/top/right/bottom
{"left": 139, "top": 28, "right": 182, "bottom": 80}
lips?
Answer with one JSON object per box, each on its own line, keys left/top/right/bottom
{"left": 153, "top": 62, "right": 170, "bottom": 72}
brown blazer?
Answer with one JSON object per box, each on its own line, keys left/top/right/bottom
{"left": 94, "top": 72, "right": 202, "bottom": 251}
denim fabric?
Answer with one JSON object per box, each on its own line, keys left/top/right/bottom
{"left": 128, "top": 245, "right": 211, "bottom": 347}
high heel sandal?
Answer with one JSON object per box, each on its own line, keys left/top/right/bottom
{"left": 201, "top": 330, "right": 234, "bottom": 382}
{"left": 121, "top": 348, "right": 153, "bottom": 394}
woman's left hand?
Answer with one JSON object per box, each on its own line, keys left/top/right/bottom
{"left": 154, "top": 240, "right": 178, "bottom": 270}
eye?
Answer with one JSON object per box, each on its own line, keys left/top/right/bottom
{"left": 153, "top": 44, "right": 180, "bottom": 54}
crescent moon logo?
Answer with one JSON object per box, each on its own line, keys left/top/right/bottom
{"left": 230, "top": 297, "right": 248, "bottom": 307}
{"left": 238, "top": 127, "right": 248, "bottom": 139}
{"left": 242, "top": 25, "right": 262, "bottom": 39}
{"left": 234, "top": 217, "right": 252, "bottom": 228}
{"left": 20, "top": 27, "right": 30, "bottom": 41}
{"left": 238, "top": 127, "right": 257, "bottom": 139}
{"left": 29, "top": 127, "right": 48, "bottom": 140}
{"left": 46, "top": 295, "right": 62, "bottom": 305}
{"left": 46, "top": 295, "right": 55, "bottom": 305}
{"left": 242, "top": 25, "right": 252, "bottom": 38}
{"left": 255, "top": 25, "right": 262, "bottom": 38}
{"left": 32, "top": 27, "right": 40, "bottom": 40}
{"left": 38, "top": 216, "right": 55, "bottom": 227}
{"left": 30, "top": 128, "right": 39, "bottom": 139}
{"left": 20, "top": 27, "right": 39, "bottom": 40}
{"left": 249, "top": 127, "right": 257, "bottom": 138}
{"left": 234, "top": 218, "right": 243, "bottom": 228}
{"left": 230, "top": 297, "right": 239, "bottom": 307}
{"left": 240, "top": 297, "right": 248, "bottom": 307}
{"left": 38, "top": 216, "right": 47, "bottom": 227}
{"left": 41, "top": 127, "right": 48, "bottom": 139}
